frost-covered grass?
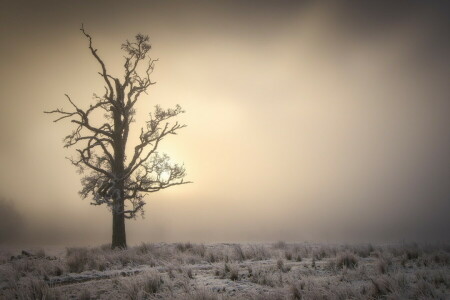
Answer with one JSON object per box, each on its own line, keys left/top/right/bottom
{"left": 0, "top": 242, "right": 448, "bottom": 299}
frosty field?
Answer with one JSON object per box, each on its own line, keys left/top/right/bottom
{"left": 0, "top": 242, "right": 448, "bottom": 299}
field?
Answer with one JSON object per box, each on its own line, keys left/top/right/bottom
{"left": 0, "top": 242, "right": 449, "bottom": 299}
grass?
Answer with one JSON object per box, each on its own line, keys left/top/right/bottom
{"left": 0, "top": 242, "right": 448, "bottom": 299}
{"left": 335, "top": 251, "right": 358, "bottom": 269}
{"left": 66, "top": 247, "right": 89, "bottom": 273}
{"left": 120, "top": 270, "right": 164, "bottom": 299}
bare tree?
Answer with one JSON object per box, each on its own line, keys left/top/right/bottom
{"left": 45, "top": 26, "right": 190, "bottom": 249}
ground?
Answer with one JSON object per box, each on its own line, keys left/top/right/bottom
{"left": 0, "top": 242, "right": 448, "bottom": 299}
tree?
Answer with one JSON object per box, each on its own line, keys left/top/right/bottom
{"left": 45, "top": 26, "right": 190, "bottom": 249}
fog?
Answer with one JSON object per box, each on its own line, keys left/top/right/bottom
{"left": 0, "top": 1, "right": 449, "bottom": 246}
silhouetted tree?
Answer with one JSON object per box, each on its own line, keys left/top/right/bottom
{"left": 45, "top": 26, "right": 190, "bottom": 249}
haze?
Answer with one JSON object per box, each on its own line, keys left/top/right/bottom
{"left": 0, "top": 1, "right": 449, "bottom": 246}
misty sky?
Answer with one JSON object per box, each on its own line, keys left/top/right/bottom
{"left": 0, "top": 1, "right": 449, "bottom": 246}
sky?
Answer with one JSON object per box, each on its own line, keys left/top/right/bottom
{"left": 0, "top": 0, "right": 449, "bottom": 246}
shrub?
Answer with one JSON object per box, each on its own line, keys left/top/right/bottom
{"left": 136, "top": 243, "right": 156, "bottom": 255}
{"left": 229, "top": 266, "right": 239, "bottom": 281}
{"left": 353, "top": 244, "right": 373, "bottom": 258}
{"left": 277, "top": 259, "right": 291, "bottom": 273}
{"left": 120, "top": 278, "right": 142, "bottom": 300}
{"left": 142, "top": 271, "right": 164, "bottom": 294}
{"left": 18, "top": 278, "right": 60, "bottom": 300}
{"left": 376, "top": 258, "right": 391, "bottom": 274}
{"left": 336, "top": 251, "right": 358, "bottom": 269}
{"left": 249, "top": 267, "right": 279, "bottom": 287}
{"left": 290, "top": 283, "right": 303, "bottom": 299}
{"left": 120, "top": 270, "right": 164, "bottom": 299}
{"left": 327, "top": 259, "right": 337, "bottom": 272}
{"left": 284, "top": 250, "right": 293, "bottom": 261}
{"left": 412, "top": 279, "right": 437, "bottom": 299}
{"left": 100, "top": 243, "right": 112, "bottom": 251}
{"left": 405, "top": 248, "right": 420, "bottom": 260}
{"left": 312, "top": 247, "right": 327, "bottom": 260}
{"left": 218, "top": 262, "right": 239, "bottom": 281}
{"left": 245, "top": 245, "right": 271, "bottom": 261}
{"left": 35, "top": 249, "right": 46, "bottom": 258}
{"left": 224, "top": 263, "right": 230, "bottom": 273}
{"left": 66, "top": 247, "right": 89, "bottom": 273}
{"left": 175, "top": 242, "right": 193, "bottom": 252}
{"left": 273, "top": 241, "right": 287, "bottom": 249}
{"left": 369, "top": 275, "right": 397, "bottom": 298}
{"left": 431, "top": 251, "right": 449, "bottom": 265}
{"left": 233, "top": 244, "right": 246, "bottom": 261}
{"left": 190, "top": 244, "right": 206, "bottom": 257}
{"left": 277, "top": 259, "right": 284, "bottom": 271}
{"left": 11, "top": 258, "right": 64, "bottom": 277}
{"left": 205, "top": 251, "right": 217, "bottom": 263}
{"left": 185, "top": 267, "right": 194, "bottom": 279}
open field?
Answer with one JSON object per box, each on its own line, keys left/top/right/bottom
{"left": 0, "top": 242, "right": 449, "bottom": 299}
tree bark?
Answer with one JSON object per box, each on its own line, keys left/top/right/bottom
{"left": 111, "top": 105, "right": 127, "bottom": 249}
{"left": 111, "top": 174, "right": 127, "bottom": 249}
{"left": 112, "top": 206, "right": 126, "bottom": 249}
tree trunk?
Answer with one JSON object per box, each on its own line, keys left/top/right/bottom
{"left": 111, "top": 178, "right": 126, "bottom": 249}
{"left": 111, "top": 103, "right": 127, "bottom": 249}
{"left": 112, "top": 208, "right": 126, "bottom": 249}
